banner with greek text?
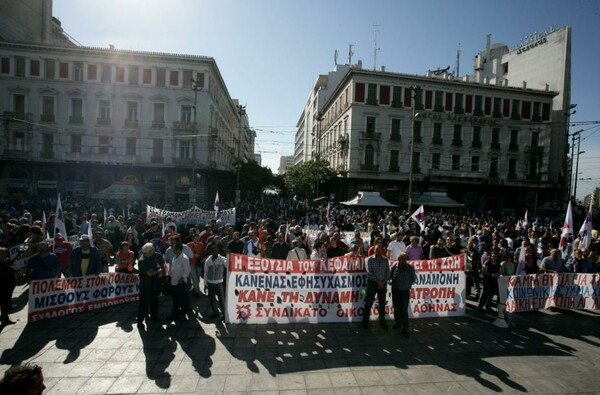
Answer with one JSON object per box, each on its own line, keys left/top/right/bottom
{"left": 498, "top": 273, "right": 600, "bottom": 313}
{"left": 225, "top": 253, "right": 465, "bottom": 324}
{"left": 28, "top": 273, "right": 140, "bottom": 322}
{"left": 146, "top": 205, "right": 236, "bottom": 226}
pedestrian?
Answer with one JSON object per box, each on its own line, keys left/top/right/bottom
{"left": 137, "top": 242, "right": 165, "bottom": 329}
{"left": 49, "top": 233, "right": 73, "bottom": 277}
{"left": 115, "top": 241, "right": 135, "bottom": 273}
{"left": 362, "top": 245, "right": 390, "bottom": 330}
{"left": 0, "top": 363, "right": 45, "bottom": 394}
{"left": 68, "top": 235, "right": 101, "bottom": 277}
{"left": 0, "top": 247, "right": 16, "bottom": 325}
{"left": 390, "top": 252, "right": 416, "bottom": 338}
{"left": 204, "top": 244, "right": 227, "bottom": 320}
{"left": 169, "top": 242, "right": 191, "bottom": 321}
{"left": 27, "top": 241, "right": 61, "bottom": 280}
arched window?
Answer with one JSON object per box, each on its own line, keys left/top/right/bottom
{"left": 365, "top": 144, "right": 374, "bottom": 166}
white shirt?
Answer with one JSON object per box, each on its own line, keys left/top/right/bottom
{"left": 287, "top": 247, "right": 307, "bottom": 260}
{"left": 204, "top": 254, "right": 227, "bottom": 284}
{"left": 387, "top": 240, "right": 406, "bottom": 260}
{"left": 170, "top": 252, "right": 190, "bottom": 285}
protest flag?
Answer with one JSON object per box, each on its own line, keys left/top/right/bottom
{"left": 522, "top": 210, "right": 528, "bottom": 229}
{"left": 411, "top": 205, "right": 426, "bottom": 232}
{"left": 42, "top": 211, "right": 50, "bottom": 239}
{"left": 214, "top": 191, "right": 221, "bottom": 219}
{"left": 559, "top": 201, "right": 574, "bottom": 259}
{"left": 325, "top": 202, "right": 332, "bottom": 231}
{"left": 578, "top": 199, "right": 593, "bottom": 251}
{"left": 87, "top": 220, "right": 94, "bottom": 247}
{"left": 54, "top": 194, "right": 68, "bottom": 239}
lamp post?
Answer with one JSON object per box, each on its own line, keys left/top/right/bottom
{"left": 189, "top": 77, "right": 202, "bottom": 206}
{"left": 568, "top": 129, "right": 582, "bottom": 202}
{"left": 564, "top": 104, "right": 577, "bottom": 204}
{"left": 573, "top": 149, "right": 585, "bottom": 204}
{"left": 407, "top": 86, "right": 420, "bottom": 213}
{"left": 236, "top": 105, "right": 246, "bottom": 204}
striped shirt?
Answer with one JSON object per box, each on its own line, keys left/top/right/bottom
{"left": 366, "top": 255, "right": 390, "bottom": 283}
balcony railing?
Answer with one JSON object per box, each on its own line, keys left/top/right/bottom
{"left": 391, "top": 100, "right": 403, "bottom": 108}
{"left": 390, "top": 133, "right": 401, "bottom": 142}
{"left": 39, "top": 151, "right": 54, "bottom": 159}
{"left": 360, "top": 131, "right": 381, "bottom": 140}
{"left": 489, "top": 171, "right": 499, "bottom": 178}
{"left": 124, "top": 119, "right": 139, "bottom": 128}
{"left": 173, "top": 121, "right": 196, "bottom": 131}
{"left": 69, "top": 116, "right": 83, "bottom": 124}
{"left": 3, "top": 149, "right": 31, "bottom": 160}
{"left": 492, "top": 111, "right": 502, "bottom": 118}
{"left": 97, "top": 117, "right": 111, "bottom": 126}
{"left": 473, "top": 109, "right": 484, "bottom": 116}
{"left": 509, "top": 143, "right": 519, "bottom": 151}
{"left": 360, "top": 164, "right": 379, "bottom": 172}
{"left": 40, "top": 114, "right": 55, "bottom": 123}
{"left": 511, "top": 112, "right": 521, "bottom": 120}
{"left": 172, "top": 157, "right": 193, "bottom": 166}
{"left": 389, "top": 165, "right": 400, "bottom": 173}
{"left": 507, "top": 172, "right": 517, "bottom": 180}
{"left": 152, "top": 120, "right": 165, "bottom": 128}
{"left": 453, "top": 107, "right": 465, "bottom": 114}
{"left": 452, "top": 139, "right": 462, "bottom": 147}
{"left": 526, "top": 146, "right": 544, "bottom": 154}
{"left": 433, "top": 105, "right": 444, "bottom": 112}
{"left": 150, "top": 156, "right": 164, "bottom": 164}
{"left": 4, "top": 111, "right": 33, "bottom": 123}
{"left": 432, "top": 137, "right": 443, "bottom": 145}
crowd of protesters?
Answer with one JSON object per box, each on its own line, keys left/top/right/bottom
{"left": 0, "top": 192, "right": 599, "bottom": 329}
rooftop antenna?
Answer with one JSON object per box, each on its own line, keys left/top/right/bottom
{"left": 334, "top": 49, "right": 338, "bottom": 66}
{"left": 372, "top": 23, "right": 380, "bottom": 71}
{"left": 455, "top": 43, "right": 461, "bottom": 77}
{"left": 348, "top": 44, "right": 354, "bottom": 65}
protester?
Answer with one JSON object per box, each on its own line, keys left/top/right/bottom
{"left": 540, "top": 248, "right": 565, "bottom": 274}
{"left": 27, "top": 241, "right": 61, "bottom": 280}
{"left": 478, "top": 252, "right": 500, "bottom": 311}
{"left": 243, "top": 231, "right": 261, "bottom": 257}
{"left": 48, "top": 233, "right": 73, "bottom": 277}
{"left": 271, "top": 232, "right": 291, "bottom": 259}
{"left": 68, "top": 235, "right": 101, "bottom": 277}
{"left": 168, "top": 242, "right": 191, "bottom": 321}
{"left": 187, "top": 233, "right": 205, "bottom": 297}
{"left": 0, "top": 247, "right": 16, "bottom": 325}
{"left": 0, "top": 363, "right": 45, "bottom": 394}
{"left": 390, "top": 252, "right": 416, "bottom": 337}
{"left": 92, "top": 230, "right": 113, "bottom": 273}
{"left": 204, "top": 244, "right": 227, "bottom": 320}
{"left": 287, "top": 238, "right": 308, "bottom": 260}
{"left": 405, "top": 236, "right": 424, "bottom": 260}
{"left": 137, "top": 242, "right": 165, "bottom": 329}
{"left": 115, "top": 241, "right": 135, "bottom": 274}
{"left": 387, "top": 232, "right": 406, "bottom": 261}
{"left": 362, "top": 245, "right": 390, "bottom": 330}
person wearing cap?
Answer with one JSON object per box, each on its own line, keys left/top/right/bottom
{"left": 49, "top": 233, "right": 73, "bottom": 277}
{"left": 68, "top": 235, "right": 101, "bottom": 277}
{"left": 27, "top": 241, "right": 61, "bottom": 280}
{"left": 93, "top": 230, "right": 113, "bottom": 273}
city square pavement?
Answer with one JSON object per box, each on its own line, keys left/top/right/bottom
{"left": 1, "top": 282, "right": 599, "bottom": 394}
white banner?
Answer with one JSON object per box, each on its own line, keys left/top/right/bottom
{"left": 225, "top": 253, "right": 466, "bottom": 324}
{"left": 146, "top": 205, "right": 236, "bottom": 226}
{"left": 499, "top": 273, "right": 600, "bottom": 312}
{"left": 28, "top": 273, "right": 140, "bottom": 322}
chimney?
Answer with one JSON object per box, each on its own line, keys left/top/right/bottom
{"left": 486, "top": 34, "right": 492, "bottom": 61}
{"left": 522, "top": 81, "right": 527, "bottom": 88}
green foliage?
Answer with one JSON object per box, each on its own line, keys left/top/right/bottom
{"left": 283, "top": 159, "right": 336, "bottom": 198}
{"left": 239, "top": 160, "right": 276, "bottom": 198}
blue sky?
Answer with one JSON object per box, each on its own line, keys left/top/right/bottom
{"left": 53, "top": 0, "right": 600, "bottom": 200}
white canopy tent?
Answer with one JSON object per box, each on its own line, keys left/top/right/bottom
{"left": 340, "top": 191, "right": 397, "bottom": 207}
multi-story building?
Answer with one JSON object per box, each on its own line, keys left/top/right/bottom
{"left": 278, "top": 155, "right": 295, "bottom": 175}
{"left": 296, "top": 27, "right": 571, "bottom": 211}
{"left": 0, "top": 2, "right": 253, "bottom": 207}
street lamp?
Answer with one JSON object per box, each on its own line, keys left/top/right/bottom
{"left": 407, "top": 85, "right": 420, "bottom": 213}
{"left": 568, "top": 129, "right": 582, "bottom": 203}
{"left": 190, "top": 77, "right": 202, "bottom": 206}
{"left": 236, "top": 105, "right": 246, "bottom": 204}
{"left": 573, "top": 149, "right": 585, "bottom": 203}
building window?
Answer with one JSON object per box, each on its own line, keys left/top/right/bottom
{"left": 365, "top": 144, "right": 374, "bottom": 166}
{"left": 522, "top": 101, "right": 531, "bottom": 119}
{"left": 115, "top": 66, "right": 125, "bottom": 82}
{"left": 391, "top": 118, "right": 401, "bottom": 141}
{"left": 98, "top": 136, "right": 109, "bottom": 154}
{"left": 99, "top": 100, "right": 111, "bottom": 121}
{"left": 510, "top": 129, "right": 519, "bottom": 148}
{"left": 169, "top": 70, "right": 179, "bottom": 86}
{"left": 379, "top": 85, "right": 390, "bottom": 105}
{"left": 0, "top": 57, "right": 9, "bottom": 74}
{"left": 153, "top": 138, "right": 163, "bottom": 159}
{"left": 101, "top": 64, "right": 111, "bottom": 83}
{"left": 45, "top": 59, "right": 55, "bottom": 79}
{"left": 511, "top": 99, "right": 521, "bottom": 119}
{"left": 389, "top": 150, "right": 399, "bottom": 171}
{"left": 472, "top": 126, "right": 481, "bottom": 147}
{"left": 424, "top": 90, "right": 432, "bottom": 109}
{"left": 465, "top": 94, "right": 473, "bottom": 113}
{"left": 41, "top": 133, "right": 53, "bottom": 155}
{"left": 474, "top": 95, "right": 483, "bottom": 115}
{"left": 179, "top": 140, "right": 191, "bottom": 159}
{"left": 41, "top": 96, "right": 55, "bottom": 122}
{"left": 88, "top": 64, "right": 97, "bottom": 80}
{"left": 30, "top": 60, "right": 40, "bottom": 76}
{"left": 392, "top": 86, "right": 402, "bottom": 106}
{"left": 156, "top": 68, "right": 166, "bottom": 87}
{"left": 454, "top": 93, "right": 464, "bottom": 113}
{"left": 183, "top": 70, "right": 193, "bottom": 89}
{"left": 532, "top": 102, "right": 541, "bottom": 120}
{"left": 433, "top": 123, "right": 442, "bottom": 144}
{"left": 71, "top": 135, "right": 82, "bottom": 153}
{"left": 452, "top": 124, "right": 462, "bottom": 146}
{"left": 59, "top": 62, "right": 69, "bottom": 78}
{"left": 126, "top": 101, "right": 138, "bottom": 121}
{"left": 14, "top": 132, "right": 25, "bottom": 151}
{"left": 445, "top": 92, "right": 453, "bottom": 111}
{"left": 493, "top": 97, "right": 501, "bottom": 116}
{"left": 531, "top": 130, "right": 540, "bottom": 147}
{"left": 503, "top": 98, "right": 510, "bottom": 117}
{"left": 412, "top": 151, "right": 420, "bottom": 172}
{"left": 452, "top": 155, "right": 460, "bottom": 171}
{"left": 367, "top": 83, "right": 377, "bottom": 104}
{"left": 413, "top": 120, "right": 422, "bottom": 142}
{"left": 355, "top": 83, "right": 365, "bottom": 102}
{"left": 195, "top": 72, "right": 205, "bottom": 88}
{"left": 13, "top": 94, "right": 26, "bottom": 114}
{"left": 432, "top": 153, "right": 441, "bottom": 169}
{"left": 484, "top": 97, "right": 492, "bottom": 115}
{"left": 153, "top": 103, "right": 165, "bottom": 126}
{"left": 128, "top": 66, "right": 139, "bottom": 85}
{"left": 434, "top": 91, "right": 444, "bottom": 111}
{"left": 73, "top": 62, "right": 83, "bottom": 81}
{"left": 126, "top": 137, "right": 137, "bottom": 155}
{"left": 15, "top": 57, "right": 25, "bottom": 77}
{"left": 366, "top": 116, "right": 376, "bottom": 134}
{"left": 491, "top": 127, "right": 500, "bottom": 145}
{"left": 142, "top": 68, "right": 152, "bottom": 84}
{"left": 490, "top": 157, "right": 498, "bottom": 177}
{"left": 471, "top": 156, "right": 480, "bottom": 172}
{"left": 508, "top": 158, "right": 517, "bottom": 177}
{"left": 180, "top": 105, "right": 192, "bottom": 123}
{"left": 70, "top": 98, "right": 83, "bottom": 123}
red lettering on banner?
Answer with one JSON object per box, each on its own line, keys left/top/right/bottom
{"left": 237, "top": 290, "right": 275, "bottom": 303}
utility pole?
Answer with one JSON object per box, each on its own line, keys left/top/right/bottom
{"left": 407, "top": 86, "right": 420, "bottom": 213}
{"left": 315, "top": 112, "right": 323, "bottom": 197}
{"left": 236, "top": 104, "right": 246, "bottom": 205}
{"left": 568, "top": 129, "right": 582, "bottom": 202}
{"left": 190, "top": 77, "right": 202, "bottom": 206}
{"left": 564, "top": 104, "right": 577, "bottom": 205}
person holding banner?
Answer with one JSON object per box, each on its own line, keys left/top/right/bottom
{"left": 27, "top": 241, "right": 61, "bottom": 280}
{"left": 68, "top": 235, "right": 101, "bottom": 277}
{"left": 405, "top": 236, "right": 424, "bottom": 260}
{"left": 540, "top": 249, "right": 565, "bottom": 274}
{"left": 362, "top": 245, "right": 391, "bottom": 330}
{"left": 244, "top": 231, "right": 261, "bottom": 258}
{"left": 0, "top": 247, "right": 16, "bottom": 325}
{"left": 478, "top": 252, "right": 500, "bottom": 311}
{"left": 390, "top": 252, "right": 416, "bottom": 338}
{"left": 137, "top": 243, "right": 165, "bottom": 329}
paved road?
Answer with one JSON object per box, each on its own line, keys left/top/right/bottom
{"left": 1, "top": 283, "right": 599, "bottom": 394}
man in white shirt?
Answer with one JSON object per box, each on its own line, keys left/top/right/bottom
{"left": 243, "top": 231, "right": 261, "bottom": 258}
{"left": 287, "top": 238, "right": 308, "bottom": 260}
{"left": 204, "top": 245, "right": 227, "bottom": 320}
{"left": 169, "top": 243, "right": 191, "bottom": 321}
{"left": 387, "top": 232, "right": 407, "bottom": 261}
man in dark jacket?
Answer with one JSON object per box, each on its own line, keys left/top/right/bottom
{"left": 137, "top": 242, "right": 165, "bottom": 329}
{"left": 390, "top": 252, "right": 417, "bottom": 338}
{"left": 68, "top": 235, "right": 101, "bottom": 277}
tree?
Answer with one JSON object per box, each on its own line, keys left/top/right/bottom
{"left": 283, "top": 159, "right": 336, "bottom": 198}
{"left": 238, "top": 160, "right": 276, "bottom": 199}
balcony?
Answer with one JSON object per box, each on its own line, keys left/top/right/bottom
{"left": 152, "top": 120, "right": 165, "bottom": 128}
{"left": 360, "top": 164, "right": 379, "bottom": 172}
{"left": 172, "top": 157, "right": 193, "bottom": 166}
{"left": 511, "top": 112, "right": 521, "bottom": 120}
{"left": 97, "top": 117, "right": 111, "bottom": 126}
{"left": 413, "top": 135, "right": 423, "bottom": 144}
{"left": 389, "top": 165, "right": 400, "bottom": 173}
{"left": 390, "top": 133, "right": 401, "bottom": 142}
{"left": 526, "top": 146, "right": 544, "bottom": 154}
{"left": 366, "top": 97, "right": 378, "bottom": 106}
{"left": 40, "top": 114, "right": 55, "bottom": 123}
{"left": 489, "top": 171, "right": 499, "bottom": 178}
{"left": 526, "top": 174, "right": 542, "bottom": 181}
{"left": 433, "top": 105, "right": 444, "bottom": 112}
{"left": 173, "top": 121, "right": 196, "bottom": 131}
{"left": 124, "top": 119, "right": 139, "bottom": 128}
{"left": 4, "top": 111, "right": 33, "bottom": 123}
{"left": 150, "top": 156, "right": 164, "bottom": 164}
{"left": 453, "top": 107, "right": 465, "bottom": 115}
{"left": 532, "top": 115, "right": 542, "bottom": 122}
{"left": 490, "top": 142, "right": 501, "bottom": 150}
{"left": 509, "top": 143, "right": 519, "bottom": 151}
{"left": 69, "top": 116, "right": 83, "bottom": 124}
{"left": 360, "top": 131, "right": 381, "bottom": 140}
{"left": 39, "top": 151, "right": 54, "bottom": 159}
{"left": 452, "top": 139, "right": 462, "bottom": 147}
{"left": 473, "top": 109, "right": 483, "bottom": 116}
{"left": 432, "top": 137, "right": 443, "bottom": 145}
{"left": 471, "top": 140, "right": 482, "bottom": 148}
{"left": 210, "top": 127, "right": 219, "bottom": 137}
